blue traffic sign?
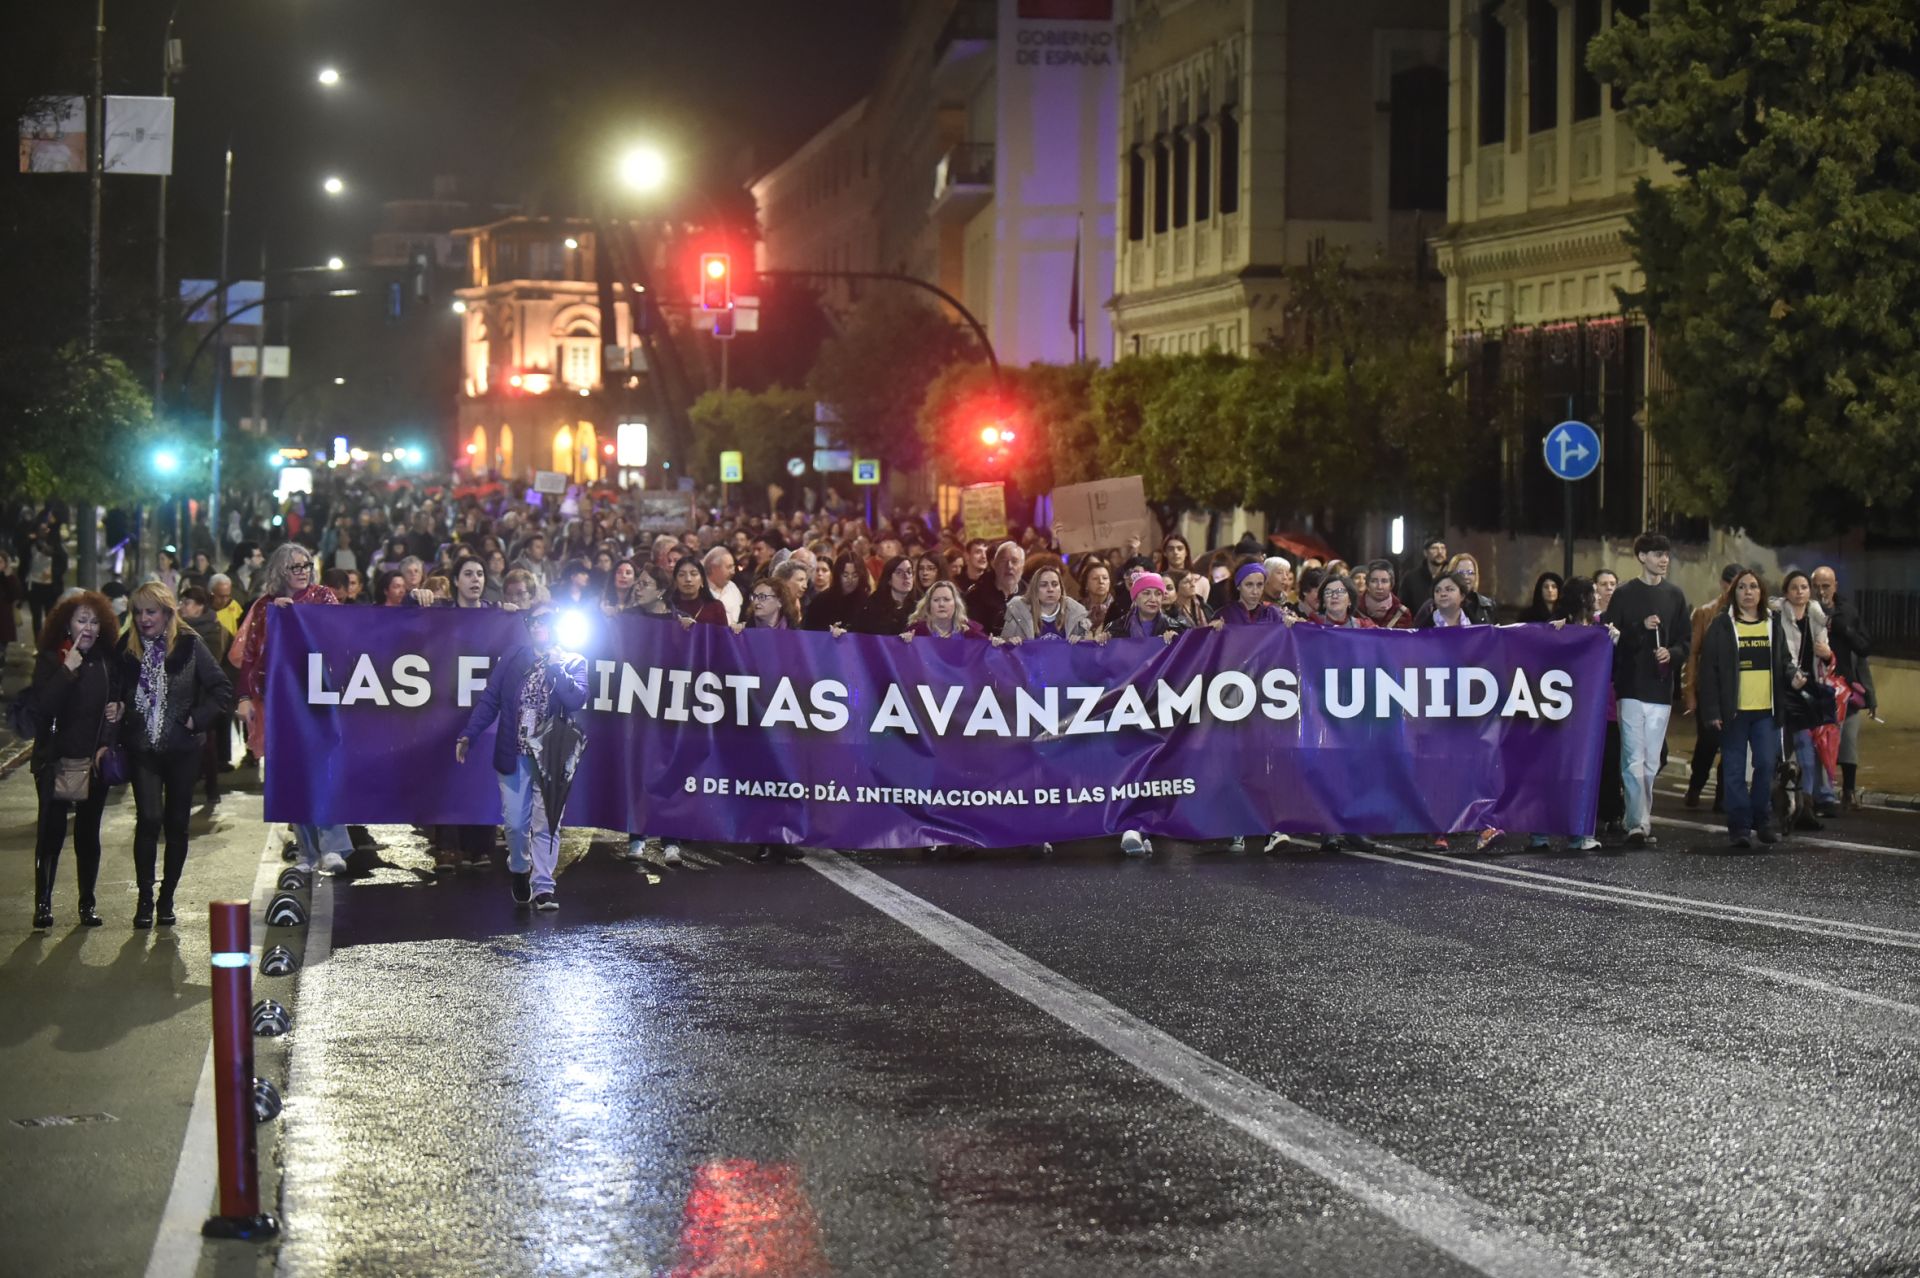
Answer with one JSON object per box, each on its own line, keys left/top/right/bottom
{"left": 1542, "top": 420, "right": 1601, "bottom": 482}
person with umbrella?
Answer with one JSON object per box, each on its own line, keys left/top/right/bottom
{"left": 454, "top": 601, "right": 589, "bottom": 910}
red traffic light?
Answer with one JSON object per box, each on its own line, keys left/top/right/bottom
{"left": 699, "top": 252, "right": 732, "bottom": 311}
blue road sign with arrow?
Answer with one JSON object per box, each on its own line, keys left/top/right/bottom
{"left": 1543, "top": 420, "right": 1601, "bottom": 482}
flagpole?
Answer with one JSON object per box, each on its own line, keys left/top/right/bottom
{"left": 1077, "top": 212, "right": 1087, "bottom": 363}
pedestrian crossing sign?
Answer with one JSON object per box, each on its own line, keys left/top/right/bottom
{"left": 853, "top": 458, "right": 881, "bottom": 486}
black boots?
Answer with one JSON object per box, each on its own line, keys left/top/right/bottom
{"left": 32, "top": 897, "right": 53, "bottom": 930}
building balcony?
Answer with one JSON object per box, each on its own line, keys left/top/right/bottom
{"left": 931, "top": 143, "right": 994, "bottom": 222}
{"left": 932, "top": 0, "right": 995, "bottom": 94}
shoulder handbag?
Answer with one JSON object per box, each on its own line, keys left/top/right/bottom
{"left": 51, "top": 755, "right": 93, "bottom": 802}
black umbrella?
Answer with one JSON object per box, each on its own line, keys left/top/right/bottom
{"left": 527, "top": 707, "right": 588, "bottom": 834}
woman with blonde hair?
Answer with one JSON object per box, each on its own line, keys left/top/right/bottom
{"left": 1002, "top": 563, "right": 1091, "bottom": 642}
{"left": 904, "top": 579, "right": 989, "bottom": 641}
{"left": 115, "top": 582, "right": 233, "bottom": 928}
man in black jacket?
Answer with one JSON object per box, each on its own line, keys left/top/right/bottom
{"left": 964, "top": 541, "right": 1025, "bottom": 638}
{"left": 1812, "top": 566, "right": 1875, "bottom": 809}
{"left": 1610, "top": 533, "right": 1691, "bottom": 846}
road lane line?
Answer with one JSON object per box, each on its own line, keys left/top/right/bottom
{"left": 806, "top": 850, "right": 1601, "bottom": 1278}
{"left": 1401, "top": 850, "right": 1920, "bottom": 943}
{"left": 1339, "top": 849, "right": 1920, "bottom": 952}
{"left": 1735, "top": 965, "right": 1920, "bottom": 1019}
{"left": 1652, "top": 815, "right": 1920, "bottom": 860}
{"left": 278, "top": 841, "right": 340, "bottom": 1278}
{"left": 144, "top": 823, "right": 282, "bottom": 1278}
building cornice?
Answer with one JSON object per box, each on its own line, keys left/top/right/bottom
{"left": 1432, "top": 196, "right": 1637, "bottom": 280}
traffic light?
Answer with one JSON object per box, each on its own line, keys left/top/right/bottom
{"left": 699, "top": 252, "right": 731, "bottom": 311}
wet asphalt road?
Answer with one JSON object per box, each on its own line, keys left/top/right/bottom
{"left": 273, "top": 794, "right": 1920, "bottom": 1278}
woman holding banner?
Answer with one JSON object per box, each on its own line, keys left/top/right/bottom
{"left": 856, "top": 556, "right": 918, "bottom": 635}
{"left": 1307, "top": 576, "right": 1375, "bottom": 630}
{"left": 803, "top": 553, "right": 868, "bottom": 632}
{"left": 1099, "top": 573, "right": 1188, "bottom": 643}
{"left": 1001, "top": 564, "right": 1091, "bottom": 642}
{"left": 427, "top": 555, "right": 498, "bottom": 872}
{"left": 234, "top": 543, "right": 358, "bottom": 878}
{"left": 904, "top": 581, "right": 987, "bottom": 641}
{"left": 455, "top": 601, "right": 590, "bottom": 911}
{"left": 1213, "top": 562, "right": 1294, "bottom": 853}
{"left": 668, "top": 557, "right": 728, "bottom": 628}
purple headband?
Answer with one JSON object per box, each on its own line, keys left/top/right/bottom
{"left": 1234, "top": 562, "right": 1267, "bottom": 587}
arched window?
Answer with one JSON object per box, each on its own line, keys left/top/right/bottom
{"left": 498, "top": 424, "right": 514, "bottom": 477}
{"left": 467, "top": 425, "right": 488, "bottom": 473}
{"left": 553, "top": 425, "right": 573, "bottom": 478}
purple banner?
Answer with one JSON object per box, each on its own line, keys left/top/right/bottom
{"left": 263, "top": 607, "right": 1611, "bottom": 846}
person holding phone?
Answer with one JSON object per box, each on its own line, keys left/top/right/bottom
{"left": 22, "top": 591, "right": 122, "bottom": 929}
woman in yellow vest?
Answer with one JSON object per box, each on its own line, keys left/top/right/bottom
{"left": 1695, "top": 569, "right": 1796, "bottom": 849}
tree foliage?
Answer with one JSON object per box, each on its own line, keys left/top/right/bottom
{"left": 0, "top": 345, "right": 159, "bottom": 503}
{"left": 1590, "top": 1, "right": 1920, "bottom": 540}
{"left": 686, "top": 385, "right": 816, "bottom": 494}
{"left": 918, "top": 360, "right": 1098, "bottom": 493}
{"left": 810, "top": 291, "right": 985, "bottom": 469}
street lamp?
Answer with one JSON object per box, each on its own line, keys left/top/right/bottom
{"left": 153, "top": 447, "right": 181, "bottom": 475}
{"left": 322, "top": 175, "right": 345, "bottom": 196}
{"left": 326, "top": 255, "right": 345, "bottom": 271}
{"left": 618, "top": 145, "right": 667, "bottom": 193}
{"left": 317, "top": 66, "right": 340, "bottom": 87}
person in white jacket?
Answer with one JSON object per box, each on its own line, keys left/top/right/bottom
{"left": 1000, "top": 565, "right": 1091, "bottom": 643}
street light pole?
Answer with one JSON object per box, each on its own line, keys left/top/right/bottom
{"left": 154, "top": 7, "right": 182, "bottom": 401}
{"left": 87, "top": 0, "right": 105, "bottom": 351}
{"left": 209, "top": 145, "right": 232, "bottom": 546}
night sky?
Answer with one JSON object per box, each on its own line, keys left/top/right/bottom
{"left": 155, "top": 0, "right": 900, "bottom": 276}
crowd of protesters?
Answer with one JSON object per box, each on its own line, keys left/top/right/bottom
{"left": 2, "top": 478, "right": 1886, "bottom": 923}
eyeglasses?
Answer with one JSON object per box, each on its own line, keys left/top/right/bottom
{"left": 288, "top": 560, "right": 313, "bottom": 572}
{"left": 750, "top": 592, "right": 776, "bottom": 603}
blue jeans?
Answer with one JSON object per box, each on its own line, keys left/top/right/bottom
{"left": 1791, "top": 729, "right": 1834, "bottom": 804}
{"left": 496, "top": 754, "right": 559, "bottom": 895}
{"left": 1719, "top": 711, "right": 1778, "bottom": 835}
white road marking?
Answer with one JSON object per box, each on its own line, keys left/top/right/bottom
{"left": 807, "top": 850, "right": 1601, "bottom": 1278}
{"left": 1736, "top": 965, "right": 1920, "bottom": 1019}
{"left": 143, "top": 823, "right": 283, "bottom": 1278}
{"left": 1652, "top": 814, "right": 1920, "bottom": 860}
{"left": 1401, "top": 850, "right": 1920, "bottom": 943}
{"left": 1341, "top": 849, "right": 1920, "bottom": 952}
{"left": 278, "top": 842, "right": 340, "bottom": 1277}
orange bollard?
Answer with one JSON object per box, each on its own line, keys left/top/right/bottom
{"left": 201, "top": 900, "right": 280, "bottom": 1240}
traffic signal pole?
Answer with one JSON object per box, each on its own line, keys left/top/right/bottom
{"left": 756, "top": 269, "right": 1000, "bottom": 386}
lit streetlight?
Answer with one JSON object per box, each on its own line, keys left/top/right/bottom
{"left": 317, "top": 67, "right": 341, "bottom": 87}
{"left": 322, "top": 175, "right": 345, "bottom": 196}
{"left": 450, "top": 299, "right": 468, "bottom": 314}
{"left": 326, "top": 255, "right": 345, "bottom": 271}
{"left": 153, "top": 447, "right": 181, "bottom": 474}
{"left": 564, "top": 236, "right": 579, "bottom": 250}
{"left": 333, "top": 376, "right": 346, "bottom": 386}
{"left": 618, "top": 145, "right": 667, "bottom": 193}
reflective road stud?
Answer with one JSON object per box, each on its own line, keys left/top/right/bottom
{"left": 202, "top": 900, "right": 280, "bottom": 1240}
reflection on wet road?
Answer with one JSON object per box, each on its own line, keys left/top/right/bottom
{"left": 276, "top": 806, "right": 1920, "bottom": 1277}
